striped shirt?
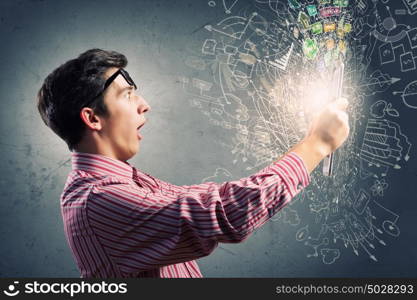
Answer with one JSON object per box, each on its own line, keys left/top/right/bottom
{"left": 61, "top": 151, "right": 310, "bottom": 278}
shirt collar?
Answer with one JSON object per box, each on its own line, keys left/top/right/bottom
{"left": 71, "top": 151, "right": 134, "bottom": 180}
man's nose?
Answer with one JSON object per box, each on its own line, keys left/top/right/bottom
{"left": 138, "top": 96, "right": 151, "bottom": 114}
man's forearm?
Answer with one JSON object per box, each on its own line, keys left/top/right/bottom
{"left": 278, "top": 135, "right": 331, "bottom": 174}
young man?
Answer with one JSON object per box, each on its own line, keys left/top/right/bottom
{"left": 37, "top": 49, "right": 349, "bottom": 278}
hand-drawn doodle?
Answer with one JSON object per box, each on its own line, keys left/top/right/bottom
{"left": 393, "top": 80, "right": 417, "bottom": 109}
{"left": 184, "top": 0, "right": 413, "bottom": 265}
{"left": 321, "top": 248, "right": 341, "bottom": 264}
{"left": 370, "top": 100, "right": 399, "bottom": 118}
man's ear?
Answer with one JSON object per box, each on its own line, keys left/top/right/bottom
{"left": 80, "top": 107, "right": 102, "bottom": 130}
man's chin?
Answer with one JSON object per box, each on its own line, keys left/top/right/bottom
{"left": 129, "top": 144, "right": 140, "bottom": 158}
{"left": 119, "top": 146, "right": 139, "bottom": 162}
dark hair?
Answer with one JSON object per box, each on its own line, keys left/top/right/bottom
{"left": 37, "top": 48, "right": 128, "bottom": 151}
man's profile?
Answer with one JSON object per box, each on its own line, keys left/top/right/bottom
{"left": 37, "top": 48, "right": 349, "bottom": 278}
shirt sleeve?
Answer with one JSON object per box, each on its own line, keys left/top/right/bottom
{"left": 86, "top": 152, "right": 310, "bottom": 274}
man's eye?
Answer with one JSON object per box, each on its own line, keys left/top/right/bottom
{"left": 125, "top": 92, "right": 131, "bottom": 99}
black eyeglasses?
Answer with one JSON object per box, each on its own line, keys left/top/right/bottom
{"left": 85, "top": 68, "right": 137, "bottom": 107}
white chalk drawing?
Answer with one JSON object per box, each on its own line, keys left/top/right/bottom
{"left": 184, "top": 0, "right": 414, "bottom": 265}
{"left": 393, "top": 80, "right": 417, "bottom": 109}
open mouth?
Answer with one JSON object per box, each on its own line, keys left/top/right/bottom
{"left": 137, "top": 122, "right": 145, "bottom": 140}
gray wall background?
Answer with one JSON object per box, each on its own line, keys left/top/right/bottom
{"left": 0, "top": 0, "right": 416, "bottom": 277}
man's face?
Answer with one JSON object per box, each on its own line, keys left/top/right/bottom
{"left": 98, "top": 67, "right": 150, "bottom": 161}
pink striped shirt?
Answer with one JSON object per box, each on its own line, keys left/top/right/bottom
{"left": 61, "top": 151, "right": 310, "bottom": 278}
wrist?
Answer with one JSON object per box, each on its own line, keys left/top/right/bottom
{"left": 304, "top": 134, "right": 333, "bottom": 158}
{"left": 289, "top": 135, "right": 331, "bottom": 173}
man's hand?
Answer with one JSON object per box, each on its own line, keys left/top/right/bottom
{"left": 286, "top": 97, "right": 350, "bottom": 173}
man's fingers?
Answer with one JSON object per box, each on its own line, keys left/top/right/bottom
{"left": 334, "top": 97, "right": 348, "bottom": 111}
{"left": 338, "top": 111, "right": 349, "bottom": 124}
